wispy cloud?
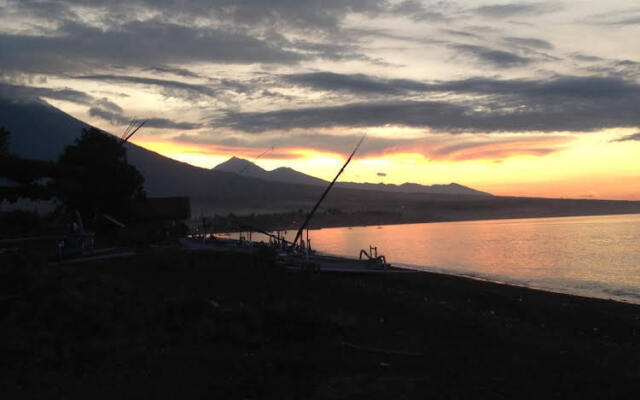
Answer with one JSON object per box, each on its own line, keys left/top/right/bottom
{"left": 0, "top": 19, "right": 304, "bottom": 75}
{"left": 1, "top": 0, "right": 637, "bottom": 170}
{"left": 89, "top": 106, "right": 202, "bottom": 130}
{"left": 143, "top": 65, "right": 202, "bottom": 79}
{"left": 0, "top": 82, "right": 94, "bottom": 104}
{"left": 611, "top": 132, "right": 640, "bottom": 142}
{"left": 474, "top": 3, "right": 561, "bottom": 18}
{"left": 74, "top": 74, "right": 218, "bottom": 99}
{"left": 451, "top": 44, "right": 533, "bottom": 68}
{"left": 282, "top": 72, "right": 431, "bottom": 95}
{"left": 173, "top": 131, "right": 572, "bottom": 162}
{"left": 283, "top": 73, "right": 640, "bottom": 100}
{"left": 391, "top": 0, "right": 448, "bottom": 21}
{"left": 215, "top": 74, "right": 640, "bottom": 134}
{"left": 504, "top": 36, "right": 554, "bottom": 50}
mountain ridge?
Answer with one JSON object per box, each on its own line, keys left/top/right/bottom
{"left": 212, "top": 156, "right": 491, "bottom": 196}
{"left": 0, "top": 95, "right": 490, "bottom": 198}
{"left": 1, "top": 97, "right": 494, "bottom": 216}
{"left": 213, "top": 156, "right": 328, "bottom": 186}
{"left": 3, "top": 97, "right": 640, "bottom": 223}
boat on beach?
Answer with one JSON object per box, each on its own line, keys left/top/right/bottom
{"left": 179, "top": 235, "right": 412, "bottom": 274}
{"left": 179, "top": 135, "right": 415, "bottom": 274}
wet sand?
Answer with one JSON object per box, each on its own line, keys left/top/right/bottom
{"left": 2, "top": 248, "right": 640, "bottom": 399}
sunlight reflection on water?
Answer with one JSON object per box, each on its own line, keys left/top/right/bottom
{"left": 232, "top": 214, "right": 640, "bottom": 303}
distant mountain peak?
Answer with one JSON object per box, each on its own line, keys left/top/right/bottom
{"left": 218, "top": 156, "right": 258, "bottom": 167}
{"left": 339, "top": 180, "right": 491, "bottom": 196}
{"left": 2, "top": 99, "right": 500, "bottom": 223}
{"left": 209, "top": 157, "right": 491, "bottom": 196}
{"left": 211, "top": 156, "right": 328, "bottom": 186}
{"left": 213, "top": 157, "right": 266, "bottom": 176}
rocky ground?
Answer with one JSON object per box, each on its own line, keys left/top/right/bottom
{"left": 2, "top": 247, "right": 640, "bottom": 399}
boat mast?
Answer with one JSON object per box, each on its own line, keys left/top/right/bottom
{"left": 290, "top": 134, "right": 366, "bottom": 248}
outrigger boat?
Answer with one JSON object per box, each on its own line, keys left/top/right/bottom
{"left": 182, "top": 135, "right": 414, "bottom": 274}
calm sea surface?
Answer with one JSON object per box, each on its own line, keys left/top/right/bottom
{"left": 226, "top": 214, "right": 640, "bottom": 303}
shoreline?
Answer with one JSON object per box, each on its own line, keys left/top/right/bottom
{"left": 305, "top": 247, "right": 640, "bottom": 307}
{"left": 207, "top": 212, "right": 640, "bottom": 306}
{"left": 183, "top": 235, "right": 640, "bottom": 306}
{"left": 3, "top": 247, "right": 640, "bottom": 398}
{"left": 405, "top": 263, "right": 640, "bottom": 307}
{"left": 205, "top": 209, "right": 640, "bottom": 234}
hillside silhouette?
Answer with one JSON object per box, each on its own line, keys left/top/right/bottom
{"left": 2, "top": 96, "right": 640, "bottom": 221}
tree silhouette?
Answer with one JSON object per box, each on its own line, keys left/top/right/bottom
{"left": 0, "top": 127, "right": 9, "bottom": 157}
{"left": 0, "top": 128, "right": 56, "bottom": 202}
{"left": 56, "top": 127, "right": 146, "bottom": 224}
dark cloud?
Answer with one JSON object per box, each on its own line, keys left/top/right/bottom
{"left": 143, "top": 66, "right": 202, "bottom": 78}
{"left": 391, "top": 0, "right": 447, "bottom": 21}
{"left": 143, "top": 118, "right": 203, "bottom": 130}
{"left": 504, "top": 36, "right": 553, "bottom": 50}
{"left": 599, "top": 16, "right": 640, "bottom": 26}
{"left": 1, "top": 0, "right": 634, "bottom": 144}
{"left": 90, "top": 106, "right": 202, "bottom": 130}
{"left": 609, "top": 60, "right": 640, "bottom": 78}
{"left": 73, "top": 73, "right": 286, "bottom": 104}
{"left": 72, "top": 72, "right": 291, "bottom": 104}
{"left": 93, "top": 98, "right": 123, "bottom": 113}
{"left": 615, "top": 59, "right": 640, "bottom": 67}
{"left": 1, "top": 0, "right": 77, "bottom": 20}
{"left": 74, "top": 74, "right": 218, "bottom": 99}
{"left": 204, "top": 0, "right": 387, "bottom": 30}
{"left": 0, "top": 7, "right": 383, "bottom": 77}
{"left": 0, "top": 19, "right": 304, "bottom": 75}
{"left": 286, "top": 72, "right": 640, "bottom": 98}
{"left": 580, "top": 58, "right": 640, "bottom": 80}
{"left": 376, "top": 172, "right": 386, "bottom": 177}
{"left": 4, "top": 0, "right": 388, "bottom": 32}
{"left": 0, "top": 82, "right": 94, "bottom": 104}
{"left": 283, "top": 72, "right": 638, "bottom": 100}
{"left": 283, "top": 72, "right": 431, "bottom": 95}
{"left": 571, "top": 53, "right": 604, "bottom": 63}
{"left": 451, "top": 44, "right": 533, "bottom": 67}
{"left": 582, "top": 7, "right": 640, "bottom": 26}
{"left": 474, "top": 3, "right": 559, "bottom": 18}
{"left": 214, "top": 75, "right": 640, "bottom": 134}
{"left": 611, "top": 133, "right": 640, "bottom": 142}
{"left": 89, "top": 107, "right": 126, "bottom": 125}
{"left": 432, "top": 76, "right": 640, "bottom": 98}
{"left": 216, "top": 101, "right": 454, "bottom": 133}
{"left": 440, "top": 29, "right": 481, "bottom": 39}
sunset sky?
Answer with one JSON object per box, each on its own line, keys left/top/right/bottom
{"left": 1, "top": 0, "right": 639, "bottom": 199}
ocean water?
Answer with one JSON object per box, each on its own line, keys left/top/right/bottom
{"left": 225, "top": 214, "right": 640, "bottom": 304}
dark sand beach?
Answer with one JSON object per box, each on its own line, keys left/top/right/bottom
{"left": 2, "top": 248, "right": 640, "bottom": 399}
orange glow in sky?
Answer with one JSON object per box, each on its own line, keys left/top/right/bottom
{"left": 133, "top": 127, "right": 640, "bottom": 201}
{"left": 5, "top": 0, "right": 640, "bottom": 203}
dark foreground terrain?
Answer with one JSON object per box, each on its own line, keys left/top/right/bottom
{"left": 2, "top": 248, "right": 640, "bottom": 399}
